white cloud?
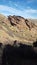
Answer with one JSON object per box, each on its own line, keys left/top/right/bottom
{"left": 0, "top": 5, "right": 37, "bottom": 18}
{"left": 25, "top": 9, "right": 37, "bottom": 13}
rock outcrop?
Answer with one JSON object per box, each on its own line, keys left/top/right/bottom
{"left": 0, "top": 14, "right": 37, "bottom": 45}
{"left": 8, "top": 15, "right": 36, "bottom": 30}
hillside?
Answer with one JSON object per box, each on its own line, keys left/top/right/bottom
{"left": 0, "top": 14, "right": 37, "bottom": 46}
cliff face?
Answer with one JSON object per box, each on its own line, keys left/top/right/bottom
{"left": 0, "top": 14, "right": 37, "bottom": 45}
{"left": 8, "top": 15, "right": 35, "bottom": 30}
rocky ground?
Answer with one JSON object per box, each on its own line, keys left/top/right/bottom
{"left": 0, "top": 14, "right": 37, "bottom": 46}
{"left": 0, "top": 14, "right": 37, "bottom": 65}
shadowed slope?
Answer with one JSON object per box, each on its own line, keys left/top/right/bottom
{"left": 1, "top": 41, "right": 37, "bottom": 65}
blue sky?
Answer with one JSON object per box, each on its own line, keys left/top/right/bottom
{"left": 0, "top": 0, "right": 37, "bottom": 18}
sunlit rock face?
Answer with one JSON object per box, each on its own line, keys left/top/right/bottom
{"left": 0, "top": 14, "right": 37, "bottom": 45}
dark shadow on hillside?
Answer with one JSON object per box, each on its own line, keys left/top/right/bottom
{"left": 0, "top": 43, "right": 4, "bottom": 65}
{"left": 1, "top": 41, "right": 37, "bottom": 65}
{"left": 33, "top": 41, "right": 37, "bottom": 47}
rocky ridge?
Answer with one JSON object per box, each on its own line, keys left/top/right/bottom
{"left": 0, "top": 14, "right": 37, "bottom": 46}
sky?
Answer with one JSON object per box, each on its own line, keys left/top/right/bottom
{"left": 0, "top": 0, "right": 37, "bottom": 18}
